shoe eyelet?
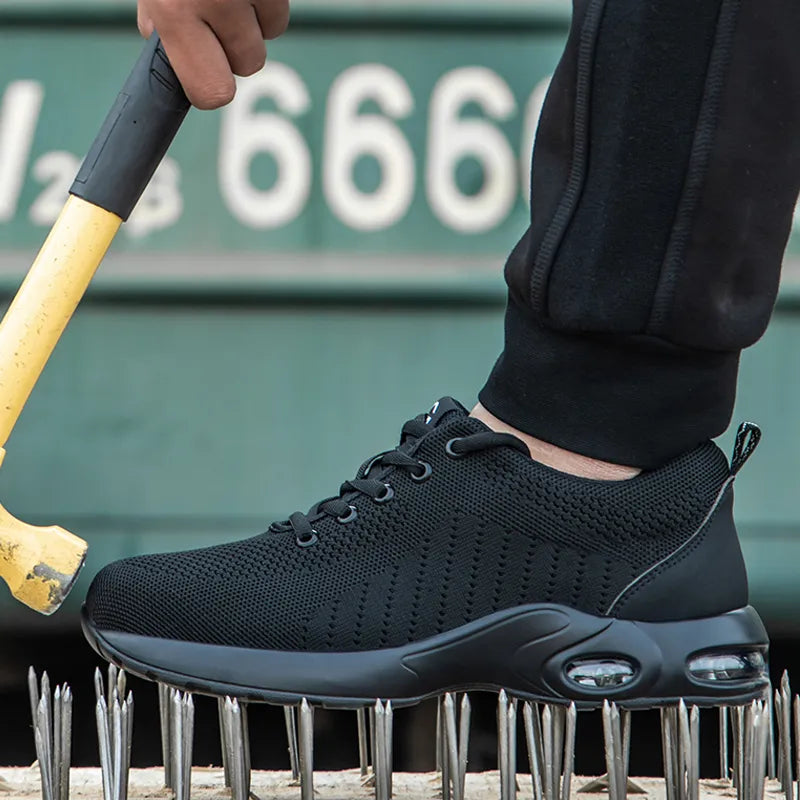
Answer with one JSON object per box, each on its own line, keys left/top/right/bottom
{"left": 410, "top": 461, "right": 433, "bottom": 482}
{"left": 337, "top": 505, "right": 358, "bottom": 524}
{"left": 296, "top": 531, "right": 318, "bottom": 547}
{"left": 445, "top": 438, "right": 465, "bottom": 458}
{"left": 374, "top": 484, "right": 394, "bottom": 503}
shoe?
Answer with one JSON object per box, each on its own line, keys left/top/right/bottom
{"left": 82, "top": 397, "right": 769, "bottom": 709}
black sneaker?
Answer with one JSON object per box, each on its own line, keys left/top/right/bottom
{"left": 82, "top": 398, "right": 768, "bottom": 709}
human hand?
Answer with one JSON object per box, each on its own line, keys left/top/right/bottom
{"left": 137, "top": 0, "right": 290, "bottom": 109}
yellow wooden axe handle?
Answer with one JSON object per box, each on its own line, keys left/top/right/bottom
{"left": 0, "top": 34, "right": 189, "bottom": 614}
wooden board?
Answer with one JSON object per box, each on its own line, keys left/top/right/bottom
{"left": 0, "top": 768, "right": 783, "bottom": 800}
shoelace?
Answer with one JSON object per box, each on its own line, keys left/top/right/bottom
{"left": 270, "top": 415, "right": 528, "bottom": 547}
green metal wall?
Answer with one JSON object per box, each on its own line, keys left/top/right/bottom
{"left": 1, "top": 3, "right": 799, "bottom": 633}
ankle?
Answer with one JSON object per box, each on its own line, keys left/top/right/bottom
{"left": 470, "top": 403, "right": 641, "bottom": 480}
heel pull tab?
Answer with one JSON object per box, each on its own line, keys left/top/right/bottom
{"left": 730, "top": 421, "right": 761, "bottom": 476}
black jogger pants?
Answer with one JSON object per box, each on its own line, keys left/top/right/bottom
{"left": 479, "top": 0, "right": 800, "bottom": 469}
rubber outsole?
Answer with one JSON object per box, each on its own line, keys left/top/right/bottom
{"left": 81, "top": 603, "right": 769, "bottom": 710}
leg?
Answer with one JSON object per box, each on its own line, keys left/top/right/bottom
{"left": 480, "top": 0, "right": 800, "bottom": 469}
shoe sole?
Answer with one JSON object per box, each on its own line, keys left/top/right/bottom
{"left": 81, "top": 603, "right": 769, "bottom": 710}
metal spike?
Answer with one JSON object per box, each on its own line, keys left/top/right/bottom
{"left": 41, "top": 672, "right": 51, "bottom": 717}
{"left": 96, "top": 697, "right": 112, "bottom": 800}
{"left": 241, "top": 702, "right": 251, "bottom": 790}
{"left": 61, "top": 687, "right": 72, "bottom": 800}
{"left": 602, "top": 702, "right": 621, "bottom": 800}
{"left": 168, "top": 690, "right": 193, "bottom": 800}
{"left": 386, "top": 701, "right": 394, "bottom": 799}
{"left": 677, "top": 701, "right": 689, "bottom": 800}
{"left": 509, "top": 701, "right": 518, "bottom": 800}
{"left": 436, "top": 698, "right": 444, "bottom": 777}
{"left": 37, "top": 696, "right": 53, "bottom": 800}
{"left": 216, "top": 697, "right": 229, "bottom": 788}
{"left": 107, "top": 665, "right": 118, "bottom": 709}
{"left": 543, "top": 705, "right": 569, "bottom": 800}
{"left": 159, "top": 685, "right": 174, "bottom": 789}
{"left": 720, "top": 707, "right": 729, "bottom": 781}
{"left": 35, "top": 727, "right": 53, "bottom": 800}
{"left": 735, "top": 705, "right": 745, "bottom": 799}
{"left": 357, "top": 707, "right": 370, "bottom": 778}
{"left": 561, "top": 703, "right": 576, "bottom": 800}
{"left": 671, "top": 700, "right": 699, "bottom": 800}
{"left": 741, "top": 700, "right": 766, "bottom": 800}
{"left": 498, "top": 695, "right": 519, "bottom": 800}
{"left": 369, "top": 704, "right": 377, "bottom": 785}
{"left": 689, "top": 705, "right": 700, "bottom": 800}
{"left": 116, "top": 671, "right": 126, "bottom": 704}
{"left": 114, "top": 699, "right": 126, "bottom": 800}
{"left": 124, "top": 695, "right": 133, "bottom": 800}
{"left": 553, "top": 705, "right": 565, "bottom": 799}
{"left": 94, "top": 668, "right": 104, "bottom": 706}
{"left": 222, "top": 698, "right": 247, "bottom": 800}
{"left": 752, "top": 701, "right": 768, "bottom": 800}
{"left": 54, "top": 688, "right": 62, "bottom": 800}
{"left": 36, "top": 691, "right": 56, "bottom": 800}
{"left": 741, "top": 704, "right": 752, "bottom": 800}
{"left": 222, "top": 700, "right": 238, "bottom": 800}
{"left": 660, "top": 707, "right": 677, "bottom": 800}
{"left": 458, "top": 694, "right": 471, "bottom": 800}
{"left": 170, "top": 692, "right": 184, "bottom": 800}
{"left": 374, "top": 702, "right": 386, "bottom": 800}
{"left": 524, "top": 703, "right": 544, "bottom": 800}
{"left": 373, "top": 700, "right": 393, "bottom": 800}
{"left": 298, "top": 699, "right": 314, "bottom": 800}
{"left": 444, "top": 695, "right": 461, "bottom": 800}
{"left": 499, "top": 691, "right": 511, "bottom": 800}
{"left": 794, "top": 697, "right": 800, "bottom": 800}
{"left": 40, "top": 676, "right": 53, "bottom": 784}
{"left": 285, "top": 706, "right": 300, "bottom": 781}
{"left": 769, "top": 690, "right": 777, "bottom": 780}
{"left": 541, "top": 704, "right": 553, "bottom": 800}
{"left": 183, "top": 695, "right": 194, "bottom": 800}
{"left": 775, "top": 690, "right": 783, "bottom": 792}
{"left": 782, "top": 673, "right": 793, "bottom": 800}
{"left": 28, "top": 667, "right": 40, "bottom": 736}
{"left": 440, "top": 696, "right": 450, "bottom": 800}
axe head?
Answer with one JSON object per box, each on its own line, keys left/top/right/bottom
{"left": 0, "top": 499, "right": 87, "bottom": 615}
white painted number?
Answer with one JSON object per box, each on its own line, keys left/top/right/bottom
{"left": 4, "top": 65, "right": 571, "bottom": 239}
{"left": 0, "top": 81, "right": 44, "bottom": 223}
{"left": 28, "top": 150, "right": 80, "bottom": 226}
{"left": 219, "top": 63, "right": 312, "bottom": 229}
{"left": 127, "top": 158, "right": 183, "bottom": 238}
{"left": 427, "top": 67, "right": 517, "bottom": 233}
{"left": 324, "top": 64, "right": 415, "bottom": 231}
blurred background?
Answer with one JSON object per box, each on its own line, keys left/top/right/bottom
{"left": 1, "top": 0, "right": 800, "bottom": 780}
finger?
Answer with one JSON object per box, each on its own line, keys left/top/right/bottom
{"left": 254, "top": 0, "right": 290, "bottom": 40}
{"left": 137, "top": 5, "right": 154, "bottom": 37}
{"left": 157, "top": 17, "right": 236, "bottom": 109}
{"left": 203, "top": 0, "right": 267, "bottom": 77}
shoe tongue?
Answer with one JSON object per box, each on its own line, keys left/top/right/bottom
{"left": 387, "top": 397, "right": 468, "bottom": 460}
{"left": 421, "top": 397, "right": 469, "bottom": 429}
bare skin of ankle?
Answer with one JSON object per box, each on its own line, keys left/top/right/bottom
{"left": 470, "top": 403, "right": 641, "bottom": 480}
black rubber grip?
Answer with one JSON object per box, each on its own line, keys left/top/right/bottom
{"left": 70, "top": 33, "right": 190, "bottom": 220}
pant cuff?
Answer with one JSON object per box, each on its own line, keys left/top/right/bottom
{"left": 479, "top": 299, "right": 740, "bottom": 470}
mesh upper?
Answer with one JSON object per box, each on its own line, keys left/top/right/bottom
{"left": 86, "top": 403, "right": 731, "bottom": 651}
